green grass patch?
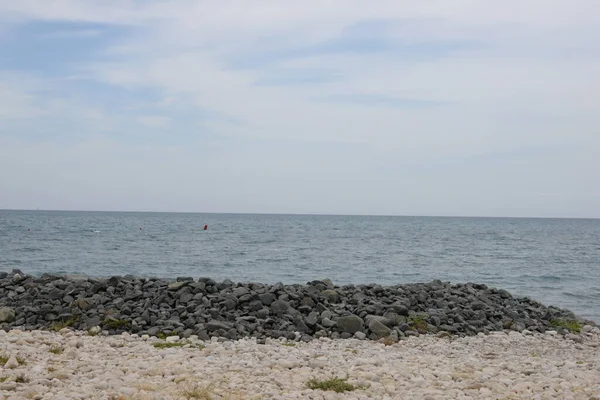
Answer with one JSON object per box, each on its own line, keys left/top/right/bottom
{"left": 550, "top": 319, "right": 582, "bottom": 333}
{"left": 156, "top": 332, "right": 179, "bottom": 340}
{"left": 103, "top": 318, "right": 130, "bottom": 330}
{"left": 0, "top": 354, "right": 26, "bottom": 366}
{"left": 153, "top": 341, "right": 205, "bottom": 350}
{"left": 180, "top": 383, "right": 215, "bottom": 399}
{"left": 49, "top": 316, "right": 79, "bottom": 331}
{"left": 153, "top": 342, "right": 185, "bottom": 349}
{"left": 408, "top": 315, "right": 429, "bottom": 334}
{"left": 49, "top": 345, "right": 64, "bottom": 355}
{"left": 306, "top": 377, "right": 365, "bottom": 393}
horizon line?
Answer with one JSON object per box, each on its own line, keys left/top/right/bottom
{"left": 1, "top": 208, "right": 598, "bottom": 220}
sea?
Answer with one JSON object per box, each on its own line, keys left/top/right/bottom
{"left": 0, "top": 210, "right": 599, "bottom": 323}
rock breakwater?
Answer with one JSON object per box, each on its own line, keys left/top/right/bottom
{"left": 0, "top": 270, "right": 595, "bottom": 341}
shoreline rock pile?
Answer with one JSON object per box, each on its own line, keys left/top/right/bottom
{"left": 0, "top": 269, "right": 596, "bottom": 341}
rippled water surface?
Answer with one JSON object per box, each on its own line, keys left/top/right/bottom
{"left": 1, "top": 210, "right": 599, "bottom": 322}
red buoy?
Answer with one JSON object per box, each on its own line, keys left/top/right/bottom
{"left": 203, "top": 224, "right": 208, "bottom": 231}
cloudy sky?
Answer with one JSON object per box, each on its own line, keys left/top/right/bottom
{"left": 0, "top": 1, "right": 598, "bottom": 217}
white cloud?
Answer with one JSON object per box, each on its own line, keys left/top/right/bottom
{"left": 0, "top": 0, "right": 599, "bottom": 215}
{"left": 137, "top": 115, "right": 171, "bottom": 128}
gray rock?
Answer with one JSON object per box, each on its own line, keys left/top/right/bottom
{"left": 389, "top": 303, "right": 409, "bottom": 316}
{"left": 259, "top": 293, "right": 277, "bottom": 306}
{"left": 148, "top": 327, "right": 160, "bottom": 336}
{"left": 248, "top": 300, "right": 263, "bottom": 312}
{"left": 232, "top": 287, "right": 250, "bottom": 298}
{"left": 222, "top": 299, "right": 237, "bottom": 310}
{"left": 270, "top": 300, "right": 290, "bottom": 314}
{"left": 314, "top": 330, "right": 328, "bottom": 338}
{"left": 321, "top": 278, "right": 334, "bottom": 289}
{"left": 256, "top": 308, "right": 270, "bottom": 319}
{"left": 180, "top": 292, "right": 193, "bottom": 303}
{"left": 321, "top": 310, "right": 334, "bottom": 320}
{"left": 0, "top": 307, "right": 16, "bottom": 323}
{"left": 383, "top": 311, "right": 405, "bottom": 326}
{"left": 321, "top": 289, "right": 340, "bottom": 303}
{"left": 398, "top": 322, "right": 410, "bottom": 332}
{"left": 566, "top": 333, "right": 583, "bottom": 343}
{"left": 336, "top": 315, "right": 364, "bottom": 334}
{"left": 321, "top": 318, "right": 336, "bottom": 328}
{"left": 168, "top": 281, "right": 188, "bottom": 291}
{"left": 354, "top": 331, "right": 367, "bottom": 340}
{"left": 206, "top": 320, "right": 231, "bottom": 332}
{"left": 305, "top": 311, "right": 319, "bottom": 327}
{"left": 369, "top": 319, "right": 392, "bottom": 337}
{"left": 296, "top": 320, "right": 310, "bottom": 333}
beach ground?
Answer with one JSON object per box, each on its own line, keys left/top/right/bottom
{"left": 1, "top": 327, "right": 600, "bottom": 399}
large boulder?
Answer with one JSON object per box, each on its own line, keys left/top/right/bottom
{"left": 321, "top": 290, "right": 340, "bottom": 303}
{"left": 336, "top": 315, "right": 364, "bottom": 334}
{"left": 369, "top": 319, "right": 392, "bottom": 337}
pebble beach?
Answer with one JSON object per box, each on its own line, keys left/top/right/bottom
{"left": 1, "top": 327, "right": 600, "bottom": 399}
{"left": 2, "top": 271, "right": 600, "bottom": 399}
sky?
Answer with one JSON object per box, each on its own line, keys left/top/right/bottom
{"left": 0, "top": 1, "right": 599, "bottom": 217}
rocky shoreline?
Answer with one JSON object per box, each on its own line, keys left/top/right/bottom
{"left": 1, "top": 270, "right": 596, "bottom": 342}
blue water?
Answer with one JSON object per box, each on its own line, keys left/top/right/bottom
{"left": 1, "top": 210, "right": 599, "bottom": 322}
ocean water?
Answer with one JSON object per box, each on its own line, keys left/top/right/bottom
{"left": 0, "top": 210, "right": 599, "bottom": 322}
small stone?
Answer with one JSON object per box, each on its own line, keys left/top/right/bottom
{"left": 321, "top": 318, "right": 336, "bottom": 328}
{"left": 4, "top": 355, "right": 19, "bottom": 369}
{"left": 354, "top": 332, "right": 367, "bottom": 340}
{"left": 582, "top": 325, "right": 594, "bottom": 333}
{"left": 74, "top": 298, "right": 91, "bottom": 310}
{"left": 0, "top": 382, "right": 17, "bottom": 391}
{"left": 65, "top": 350, "right": 78, "bottom": 359}
{"left": 566, "top": 333, "right": 583, "bottom": 343}
{"left": 88, "top": 326, "right": 101, "bottom": 335}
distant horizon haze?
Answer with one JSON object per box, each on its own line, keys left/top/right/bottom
{"left": 1, "top": 208, "right": 598, "bottom": 220}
